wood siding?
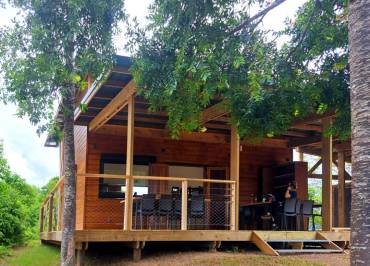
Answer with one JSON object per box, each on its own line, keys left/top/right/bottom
{"left": 75, "top": 126, "right": 87, "bottom": 230}
{"left": 82, "top": 132, "right": 292, "bottom": 229}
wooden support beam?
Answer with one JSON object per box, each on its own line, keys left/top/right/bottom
{"left": 230, "top": 126, "right": 240, "bottom": 230}
{"left": 332, "top": 160, "right": 351, "bottom": 180}
{"left": 48, "top": 194, "right": 54, "bottom": 232}
{"left": 201, "top": 102, "right": 229, "bottom": 124}
{"left": 291, "top": 124, "right": 322, "bottom": 132}
{"left": 288, "top": 135, "right": 322, "bottom": 148}
{"left": 337, "top": 152, "right": 346, "bottom": 227}
{"left": 321, "top": 117, "right": 333, "bottom": 231}
{"left": 208, "top": 241, "right": 221, "bottom": 252}
{"left": 76, "top": 242, "right": 88, "bottom": 266}
{"left": 308, "top": 159, "right": 322, "bottom": 175}
{"left": 95, "top": 124, "right": 289, "bottom": 148}
{"left": 124, "top": 96, "right": 135, "bottom": 231}
{"left": 251, "top": 231, "right": 279, "bottom": 256}
{"left": 89, "top": 80, "right": 136, "bottom": 132}
{"left": 181, "top": 180, "right": 188, "bottom": 230}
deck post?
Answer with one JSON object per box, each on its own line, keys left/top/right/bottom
{"left": 181, "top": 180, "right": 188, "bottom": 230}
{"left": 321, "top": 117, "right": 333, "bottom": 231}
{"left": 48, "top": 193, "right": 54, "bottom": 232}
{"left": 39, "top": 206, "right": 44, "bottom": 233}
{"left": 337, "top": 151, "right": 346, "bottom": 227}
{"left": 76, "top": 242, "right": 88, "bottom": 266}
{"left": 124, "top": 95, "right": 135, "bottom": 231}
{"left": 230, "top": 126, "right": 240, "bottom": 230}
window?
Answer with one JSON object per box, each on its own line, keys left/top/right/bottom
{"left": 99, "top": 155, "right": 155, "bottom": 198}
{"left": 168, "top": 165, "right": 205, "bottom": 194}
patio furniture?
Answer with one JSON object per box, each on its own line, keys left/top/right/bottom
{"left": 189, "top": 195, "right": 205, "bottom": 229}
{"left": 137, "top": 194, "right": 156, "bottom": 229}
{"left": 301, "top": 200, "right": 315, "bottom": 230}
{"left": 158, "top": 194, "right": 173, "bottom": 229}
{"left": 282, "top": 198, "right": 298, "bottom": 230}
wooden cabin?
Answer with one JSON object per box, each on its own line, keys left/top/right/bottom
{"left": 40, "top": 56, "right": 351, "bottom": 262}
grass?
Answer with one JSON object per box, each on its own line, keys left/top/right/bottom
{"left": 0, "top": 241, "right": 59, "bottom": 266}
{"left": 196, "top": 255, "right": 327, "bottom": 266}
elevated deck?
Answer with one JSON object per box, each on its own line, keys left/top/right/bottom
{"left": 41, "top": 229, "right": 350, "bottom": 246}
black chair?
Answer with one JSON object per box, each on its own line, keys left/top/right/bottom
{"left": 300, "top": 200, "right": 315, "bottom": 231}
{"left": 189, "top": 195, "right": 205, "bottom": 229}
{"left": 283, "top": 198, "right": 298, "bottom": 230}
{"left": 173, "top": 197, "right": 182, "bottom": 229}
{"left": 295, "top": 200, "right": 303, "bottom": 230}
{"left": 158, "top": 194, "right": 173, "bottom": 229}
{"left": 137, "top": 194, "right": 156, "bottom": 229}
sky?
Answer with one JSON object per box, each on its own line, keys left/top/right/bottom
{"left": 0, "top": 0, "right": 307, "bottom": 187}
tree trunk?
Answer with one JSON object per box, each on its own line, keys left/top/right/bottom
{"left": 348, "top": 1, "right": 370, "bottom": 265}
{"left": 61, "top": 87, "right": 76, "bottom": 266}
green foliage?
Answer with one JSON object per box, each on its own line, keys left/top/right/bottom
{"left": 0, "top": 153, "right": 57, "bottom": 251}
{"left": 128, "top": 0, "right": 350, "bottom": 140}
{"left": 0, "top": 156, "right": 36, "bottom": 246}
{"left": 0, "top": 0, "right": 126, "bottom": 137}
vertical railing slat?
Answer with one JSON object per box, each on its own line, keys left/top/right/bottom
{"left": 181, "top": 180, "right": 188, "bottom": 230}
{"left": 48, "top": 193, "right": 54, "bottom": 232}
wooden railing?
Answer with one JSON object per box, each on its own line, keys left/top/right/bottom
{"left": 39, "top": 177, "right": 64, "bottom": 233}
{"left": 40, "top": 174, "right": 236, "bottom": 232}
{"left": 81, "top": 173, "right": 237, "bottom": 231}
{"left": 133, "top": 175, "right": 237, "bottom": 231}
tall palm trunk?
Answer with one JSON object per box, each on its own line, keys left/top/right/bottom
{"left": 61, "top": 87, "right": 76, "bottom": 266}
{"left": 349, "top": 1, "right": 370, "bottom": 265}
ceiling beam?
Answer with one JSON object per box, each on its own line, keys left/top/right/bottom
{"left": 89, "top": 80, "right": 137, "bottom": 132}
{"left": 94, "top": 124, "right": 288, "bottom": 148}
{"left": 288, "top": 135, "right": 322, "bottom": 148}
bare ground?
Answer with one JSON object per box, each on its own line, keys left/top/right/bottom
{"left": 84, "top": 243, "right": 350, "bottom": 266}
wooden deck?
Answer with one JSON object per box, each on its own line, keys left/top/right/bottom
{"left": 40, "top": 229, "right": 350, "bottom": 243}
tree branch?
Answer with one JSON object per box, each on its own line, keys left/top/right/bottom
{"left": 229, "top": 0, "right": 288, "bottom": 36}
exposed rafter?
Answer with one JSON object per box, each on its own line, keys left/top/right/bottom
{"left": 288, "top": 135, "right": 322, "bottom": 148}
{"left": 89, "top": 80, "right": 137, "bottom": 132}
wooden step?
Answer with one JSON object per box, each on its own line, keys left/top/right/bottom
{"left": 276, "top": 249, "right": 343, "bottom": 254}
{"left": 267, "top": 239, "right": 330, "bottom": 243}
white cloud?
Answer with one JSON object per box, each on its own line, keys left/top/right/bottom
{"left": 0, "top": 104, "right": 59, "bottom": 187}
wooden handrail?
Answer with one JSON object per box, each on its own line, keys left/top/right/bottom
{"left": 41, "top": 177, "right": 64, "bottom": 206}
{"left": 134, "top": 175, "right": 236, "bottom": 184}
{"left": 77, "top": 173, "right": 129, "bottom": 179}
{"left": 78, "top": 173, "right": 235, "bottom": 184}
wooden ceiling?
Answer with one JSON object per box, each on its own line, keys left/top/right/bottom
{"left": 67, "top": 55, "right": 352, "bottom": 161}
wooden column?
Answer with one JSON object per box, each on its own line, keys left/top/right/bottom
{"left": 230, "top": 126, "right": 240, "bottom": 230}
{"left": 48, "top": 194, "right": 54, "bottom": 232}
{"left": 297, "top": 147, "right": 304, "bottom": 161}
{"left": 337, "top": 151, "right": 346, "bottom": 227}
{"left": 124, "top": 95, "right": 135, "bottom": 231}
{"left": 181, "top": 180, "right": 188, "bottom": 230}
{"left": 321, "top": 117, "right": 333, "bottom": 231}
{"left": 39, "top": 206, "right": 44, "bottom": 233}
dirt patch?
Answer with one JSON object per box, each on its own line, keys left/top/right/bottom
{"left": 85, "top": 249, "right": 350, "bottom": 266}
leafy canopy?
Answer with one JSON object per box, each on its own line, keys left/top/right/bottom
{"left": 128, "top": 0, "right": 350, "bottom": 140}
{"left": 0, "top": 0, "right": 126, "bottom": 134}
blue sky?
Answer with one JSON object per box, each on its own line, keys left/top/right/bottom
{"left": 0, "top": 0, "right": 307, "bottom": 187}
